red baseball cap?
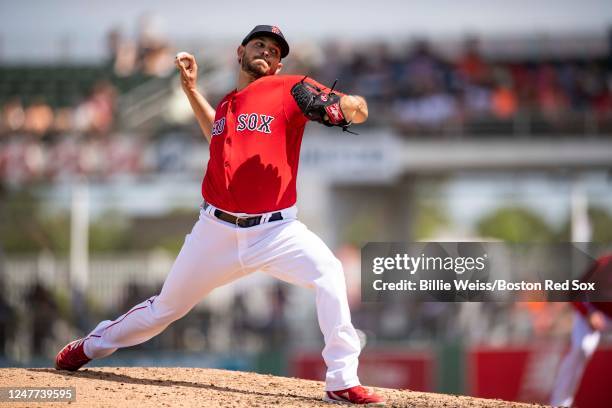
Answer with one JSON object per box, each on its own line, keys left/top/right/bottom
{"left": 241, "top": 25, "right": 289, "bottom": 58}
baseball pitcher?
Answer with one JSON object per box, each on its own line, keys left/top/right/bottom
{"left": 55, "top": 25, "right": 385, "bottom": 406}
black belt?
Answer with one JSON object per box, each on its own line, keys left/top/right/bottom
{"left": 203, "top": 202, "right": 283, "bottom": 228}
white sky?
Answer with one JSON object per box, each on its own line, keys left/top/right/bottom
{"left": 1, "top": 0, "right": 611, "bottom": 61}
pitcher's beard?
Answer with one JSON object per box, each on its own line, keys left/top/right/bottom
{"left": 241, "top": 57, "right": 268, "bottom": 79}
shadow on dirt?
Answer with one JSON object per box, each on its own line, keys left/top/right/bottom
{"left": 28, "top": 368, "right": 320, "bottom": 404}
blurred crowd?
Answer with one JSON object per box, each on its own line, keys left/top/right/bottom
{"left": 0, "top": 32, "right": 610, "bottom": 142}
{"left": 0, "top": 132, "right": 207, "bottom": 184}
{"left": 0, "top": 14, "right": 175, "bottom": 141}
{"left": 0, "top": 81, "right": 117, "bottom": 139}
{"left": 0, "top": 133, "right": 145, "bottom": 184}
{"left": 305, "top": 38, "right": 612, "bottom": 135}
{"left": 0, "top": 32, "right": 611, "bottom": 183}
{"left": 106, "top": 13, "right": 175, "bottom": 78}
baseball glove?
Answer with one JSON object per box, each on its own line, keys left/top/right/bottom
{"left": 291, "top": 77, "right": 355, "bottom": 133}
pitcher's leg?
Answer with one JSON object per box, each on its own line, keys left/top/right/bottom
{"left": 84, "top": 295, "right": 165, "bottom": 359}
{"left": 251, "top": 221, "right": 361, "bottom": 390}
{"left": 312, "top": 256, "right": 362, "bottom": 390}
{"left": 84, "top": 215, "right": 244, "bottom": 359}
{"left": 550, "top": 313, "right": 600, "bottom": 406}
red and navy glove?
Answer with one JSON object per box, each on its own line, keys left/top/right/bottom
{"left": 291, "top": 77, "right": 354, "bottom": 132}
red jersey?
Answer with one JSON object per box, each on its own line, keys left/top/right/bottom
{"left": 572, "top": 254, "right": 612, "bottom": 318}
{"left": 202, "top": 74, "right": 336, "bottom": 214}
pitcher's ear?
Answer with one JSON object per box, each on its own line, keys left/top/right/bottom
{"left": 237, "top": 45, "right": 245, "bottom": 63}
{"left": 275, "top": 62, "right": 283, "bottom": 74}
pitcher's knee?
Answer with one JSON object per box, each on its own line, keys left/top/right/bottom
{"left": 314, "top": 255, "right": 343, "bottom": 277}
{"left": 318, "top": 256, "right": 346, "bottom": 282}
{"left": 315, "top": 274, "right": 350, "bottom": 309}
{"left": 149, "top": 299, "right": 191, "bottom": 326}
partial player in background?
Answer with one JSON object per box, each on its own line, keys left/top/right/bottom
{"left": 55, "top": 25, "right": 384, "bottom": 406}
{"left": 550, "top": 254, "right": 612, "bottom": 407}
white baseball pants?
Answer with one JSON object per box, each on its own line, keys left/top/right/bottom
{"left": 83, "top": 205, "right": 361, "bottom": 391}
{"left": 550, "top": 311, "right": 606, "bottom": 407}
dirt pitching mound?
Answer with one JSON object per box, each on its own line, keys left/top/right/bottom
{"left": 0, "top": 367, "right": 544, "bottom": 407}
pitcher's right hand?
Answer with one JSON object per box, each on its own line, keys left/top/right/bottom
{"left": 176, "top": 52, "right": 198, "bottom": 92}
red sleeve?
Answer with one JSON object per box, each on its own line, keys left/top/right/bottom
{"left": 572, "top": 302, "right": 590, "bottom": 316}
{"left": 282, "top": 75, "right": 347, "bottom": 126}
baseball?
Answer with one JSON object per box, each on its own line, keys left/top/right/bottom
{"left": 176, "top": 52, "right": 192, "bottom": 69}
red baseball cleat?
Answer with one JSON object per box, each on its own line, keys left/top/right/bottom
{"left": 55, "top": 338, "right": 91, "bottom": 371}
{"left": 324, "top": 385, "right": 386, "bottom": 405}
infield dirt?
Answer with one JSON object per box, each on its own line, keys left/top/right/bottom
{"left": 0, "top": 367, "right": 546, "bottom": 407}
